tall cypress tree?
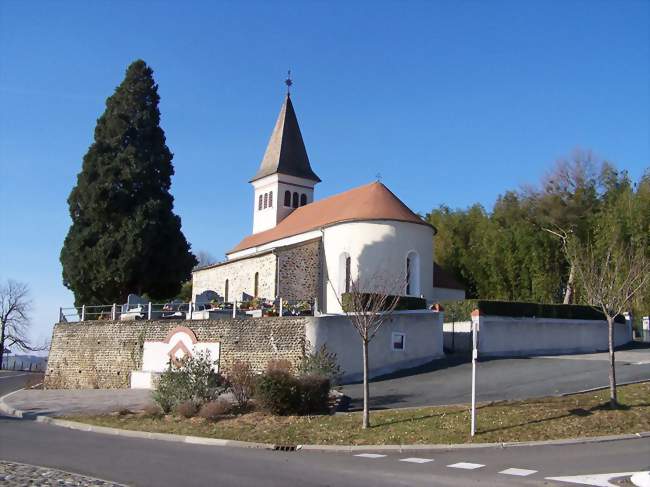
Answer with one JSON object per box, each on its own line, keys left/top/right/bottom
{"left": 61, "top": 60, "right": 197, "bottom": 306}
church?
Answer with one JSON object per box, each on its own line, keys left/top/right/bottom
{"left": 191, "top": 89, "right": 464, "bottom": 313}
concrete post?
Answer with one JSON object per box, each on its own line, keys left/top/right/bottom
{"left": 148, "top": 302, "right": 152, "bottom": 320}
{"left": 279, "top": 298, "right": 284, "bottom": 317}
{"left": 313, "top": 297, "right": 318, "bottom": 316}
{"left": 111, "top": 303, "right": 117, "bottom": 321}
{"left": 232, "top": 301, "right": 237, "bottom": 318}
{"left": 81, "top": 305, "right": 86, "bottom": 322}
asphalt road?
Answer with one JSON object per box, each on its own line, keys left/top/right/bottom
{"left": 1, "top": 370, "right": 649, "bottom": 486}
{"left": 342, "top": 345, "right": 650, "bottom": 409}
{"left": 0, "top": 370, "right": 39, "bottom": 397}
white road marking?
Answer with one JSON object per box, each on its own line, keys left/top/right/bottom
{"left": 354, "top": 453, "right": 386, "bottom": 459}
{"left": 631, "top": 471, "right": 650, "bottom": 487}
{"left": 499, "top": 468, "right": 537, "bottom": 476}
{"left": 545, "top": 471, "right": 642, "bottom": 486}
{"left": 0, "top": 373, "right": 29, "bottom": 380}
{"left": 400, "top": 457, "right": 434, "bottom": 464}
{"left": 447, "top": 462, "right": 484, "bottom": 470}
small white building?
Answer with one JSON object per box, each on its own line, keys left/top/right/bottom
{"left": 192, "top": 92, "right": 464, "bottom": 312}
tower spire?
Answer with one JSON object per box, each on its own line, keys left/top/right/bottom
{"left": 285, "top": 70, "right": 292, "bottom": 97}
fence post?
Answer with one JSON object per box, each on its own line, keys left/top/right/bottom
{"left": 279, "top": 298, "right": 284, "bottom": 317}
{"left": 232, "top": 300, "right": 237, "bottom": 318}
{"left": 81, "top": 305, "right": 86, "bottom": 321}
{"left": 111, "top": 303, "right": 116, "bottom": 321}
{"left": 148, "top": 302, "right": 152, "bottom": 320}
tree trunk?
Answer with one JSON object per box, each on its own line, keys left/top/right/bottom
{"left": 563, "top": 264, "right": 575, "bottom": 304}
{"left": 362, "top": 339, "right": 370, "bottom": 429}
{"left": 607, "top": 316, "right": 618, "bottom": 407}
{"left": 0, "top": 320, "right": 5, "bottom": 371}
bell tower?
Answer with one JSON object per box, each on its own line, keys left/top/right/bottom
{"left": 250, "top": 75, "right": 321, "bottom": 234}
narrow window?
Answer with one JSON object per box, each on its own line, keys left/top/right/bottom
{"left": 292, "top": 192, "right": 299, "bottom": 208}
{"left": 284, "top": 190, "right": 291, "bottom": 206}
{"left": 224, "top": 279, "right": 229, "bottom": 302}
{"left": 258, "top": 195, "right": 263, "bottom": 210}
{"left": 406, "top": 256, "right": 411, "bottom": 295}
{"left": 300, "top": 193, "right": 307, "bottom": 206}
{"left": 269, "top": 191, "right": 273, "bottom": 208}
{"left": 254, "top": 272, "right": 259, "bottom": 298}
{"left": 264, "top": 193, "right": 268, "bottom": 209}
{"left": 345, "top": 256, "right": 351, "bottom": 293}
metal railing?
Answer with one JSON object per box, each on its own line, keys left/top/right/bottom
{"left": 58, "top": 297, "right": 318, "bottom": 323}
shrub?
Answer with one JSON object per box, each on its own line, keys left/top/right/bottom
{"left": 228, "top": 360, "right": 256, "bottom": 407}
{"left": 198, "top": 399, "right": 233, "bottom": 420}
{"left": 298, "top": 344, "right": 343, "bottom": 386}
{"left": 266, "top": 358, "right": 293, "bottom": 374}
{"left": 298, "top": 374, "right": 330, "bottom": 415}
{"left": 255, "top": 370, "right": 301, "bottom": 415}
{"left": 142, "top": 404, "right": 163, "bottom": 418}
{"left": 152, "top": 350, "right": 229, "bottom": 413}
{"left": 175, "top": 400, "right": 199, "bottom": 418}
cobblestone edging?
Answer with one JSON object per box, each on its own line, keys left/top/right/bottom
{"left": 0, "top": 460, "right": 127, "bottom": 486}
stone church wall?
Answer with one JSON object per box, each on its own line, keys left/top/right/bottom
{"left": 277, "top": 239, "right": 321, "bottom": 302}
{"left": 192, "top": 252, "right": 276, "bottom": 302}
{"left": 45, "top": 318, "right": 307, "bottom": 389}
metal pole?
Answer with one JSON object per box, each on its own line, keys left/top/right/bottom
{"left": 279, "top": 298, "right": 283, "bottom": 317}
{"left": 148, "top": 302, "right": 152, "bottom": 320}
{"left": 189, "top": 301, "right": 193, "bottom": 320}
{"left": 81, "top": 305, "right": 86, "bottom": 321}
{"left": 471, "top": 316, "right": 478, "bottom": 436}
{"left": 232, "top": 300, "right": 237, "bottom": 318}
{"left": 111, "top": 304, "right": 116, "bottom": 321}
{"left": 59, "top": 307, "right": 63, "bottom": 323}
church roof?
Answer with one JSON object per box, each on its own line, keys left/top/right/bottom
{"left": 230, "top": 181, "right": 432, "bottom": 253}
{"left": 250, "top": 95, "right": 321, "bottom": 183}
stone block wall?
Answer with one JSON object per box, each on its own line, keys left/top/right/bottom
{"left": 192, "top": 252, "right": 276, "bottom": 302}
{"left": 45, "top": 317, "right": 307, "bottom": 389}
{"left": 277, "top": 239, "right": 321, "bottom": 302}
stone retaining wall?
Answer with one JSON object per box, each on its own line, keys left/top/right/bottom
{"left": 45, "top": 317, "right": 307, "bottom": 389}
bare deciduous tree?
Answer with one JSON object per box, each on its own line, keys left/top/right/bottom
{"left": 564, "top": 238, "right": 649, "bottom": 407}
{"left": 0, "top": 279, "right": 46, "bottom": 369}
{"left": 194, "top": 250, "right": 217, "bottom": 269}
{"left": 330, "top": 273, "right": 403, "bottom": 428}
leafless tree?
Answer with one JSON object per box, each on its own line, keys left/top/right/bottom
{"left": 564, "top": 237, "right": 649, "bottom": 407}
{"left": 0, "top": 279, "right": 46, "bottom": 369}
{"left": 330, "top": 273, "right": 403, "bottom": 428}
{"left": 194, "top": 250, "right": 217, "bottom": 268}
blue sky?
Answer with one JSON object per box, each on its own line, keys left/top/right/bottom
{"left": 1, "top": 0, "right": 648, "bottom": 345}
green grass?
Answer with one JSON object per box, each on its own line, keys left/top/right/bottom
{"left": 66, "top": 382, "right": 650, "bottom": 446}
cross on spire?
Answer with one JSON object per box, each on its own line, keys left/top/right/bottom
{"left": 285, "top": 70, "right": 293, "bottom": 96}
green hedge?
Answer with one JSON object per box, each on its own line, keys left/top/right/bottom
{"left": 440, "top": 299, "right": 626, "bottom": 324}
{"left": 341, "top": 293, "right": 427, "bottom": 312}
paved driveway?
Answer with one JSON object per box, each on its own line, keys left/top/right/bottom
{"left": 341, "top": 344, "right": 650, "bottom": 410}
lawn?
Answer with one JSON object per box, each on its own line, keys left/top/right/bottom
{"left": 66, "top": 382, "right": 650, "bottom": 446}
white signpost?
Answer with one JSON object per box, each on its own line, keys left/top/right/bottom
{"left": 470, "top": 312, "right": 479, "bottom": 436}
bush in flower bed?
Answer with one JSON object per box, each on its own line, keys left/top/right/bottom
{"left": 175, "top": 400, "right": 199, "bottom": 418}
{"left": 198, "top": 399, "right": 233, "bottom": 420}
{"left": 298, "top": 374, "right": 331, "bottom": 415}
{"left": 227, "top": 360, "right": 256, "bottom": 408}
{"left": 255, "top": 367, "right": 331, "bottom": 416}
{"left": 152, "top": 350, "right": 229, "bottom": 414}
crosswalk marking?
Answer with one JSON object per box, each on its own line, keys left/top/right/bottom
{"left": 354, "top": 453, "right": 387, "bottom": 459}
{"left": 400, "top": 458, "right": 434, "bottom": 464}
{"left": 499, "top": 468, "right": 537, "bottom": 477}
{"left": 447, "top": 462, "right": 484, "bottom": 470}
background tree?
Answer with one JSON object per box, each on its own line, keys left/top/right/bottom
{"left": 194, "top": 250, "right": 217, "bottom": 268}
{"left": 564, "top": 235, "right": 649, "bottom": 406}
{"left": 61, "top": 60, "right": 197, "bottom": 306}
{"left": 331, "top": 273, "right": 402, "bottom": 429}
{"left": 0, "top": 280, "right": 46, "bottom": 369}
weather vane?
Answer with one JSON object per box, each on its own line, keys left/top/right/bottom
{"left": 285, "top": 70, "right": 293, "bottom": 96}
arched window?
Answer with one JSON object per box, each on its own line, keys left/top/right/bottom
{"left": 224, "top": 279, "right": 229, "bottom": 303}
{"left": 292, "top": 192, "right": 299, "bottom": 208}
{"left": 300, "top": 193, "right": 307, "bottom": 206}
{"left": 254, "top": 272, "right": 259, "bottom": 298}
{"left": 338, "top": 252, "right": 352, "bottom": 295}
{"left": 263, "top": 193, "right": 268, "bottom": 209}
{"left": 284, "top": 190, "right": 291, "bottom": 207}
{"left": 406, "top": 251, "right": 420, "bottom": 296}
{"left": 258, "top": 195, "right": 263, "bottom": 210}
{"left": 268, "top": 191, "right": 273, "bottom": 208}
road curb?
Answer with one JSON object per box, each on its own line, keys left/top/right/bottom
{"left": 3, "top": 389, "right": 650, "bottom": 453}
